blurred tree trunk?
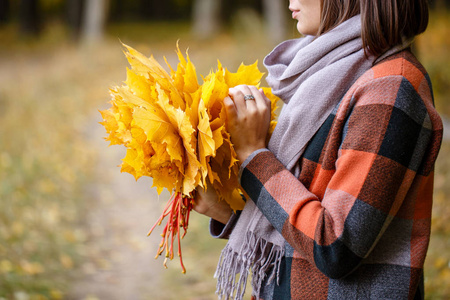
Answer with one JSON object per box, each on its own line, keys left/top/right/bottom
{"left": 140, "top": 0, "right": 153, "bottom": 19}
{"left": 432, "top": 0, "right": 450, "bottom": 9}
{"left": 18, "top": 0, "right": 41, "bottom": 36}
{"left": 262, "top": 0, "right": 287, "bottom": 44}
{"left": 66, "top": 0, "right": 84, "bottom": 41}
{"left": 144, "top": 0, "right": 169, "bottom": 20}
{"left": 192, "top": 0, "right": 221, "bottom": 39}
{"left": 433, "top": 0, "right": 444, "bottom": 9}
{"left": 81, "top": 0, "right": 109, "bottom": 44}
{"left": 0, "top": 0, "right": 9, "bottom": 24}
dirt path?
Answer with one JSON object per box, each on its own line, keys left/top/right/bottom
{"left": 68, "top": 111, "right": 169, "bottom": 300}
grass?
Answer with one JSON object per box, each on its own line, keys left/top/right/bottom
{"left": 0, "top": 56, "right": 92, "bottom": 297}
{"left": 424, "top": 141, "right": 450, "bottom": 299}
{"left": 416, "top": 10, "right": 450, "bottom": 117}
{"left": 0, "top": 9, "right": 449, "bottom": 299}
{"left": 0, "top": 39, "right": 107, "bottom": 298}
{"left": 416, "top": 11, "right": 450, "bottom": 298}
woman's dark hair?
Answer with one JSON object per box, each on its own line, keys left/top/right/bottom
{"left": 318, "top": 0, "right": 429, "bottom": 57}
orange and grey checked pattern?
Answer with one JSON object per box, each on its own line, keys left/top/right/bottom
{"left": 239, "top": 50, "right": 443, "bottom": 300}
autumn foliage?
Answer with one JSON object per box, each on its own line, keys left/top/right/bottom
{"left": 99, "top": 43, "right": 278, "bottom": 272}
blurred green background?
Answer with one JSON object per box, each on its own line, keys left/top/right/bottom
{"left": 0, "top": 0, "right": 449, "bottom": 299}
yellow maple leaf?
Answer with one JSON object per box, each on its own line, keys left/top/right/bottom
{"left": 201, "top": 70, "right": 229, "bottom": 121}
{"left": 99, "top": 90, "right": 134, "bottom": 145}
{"left": 167, "top": 45, "right": 199, "bottom": 97}
{"left": 197, "top": 98, "right": 216, "bottom": 186}
{"left": 209, "top": 142, "right": 245, "bottom": 211}
{"left": 121, "top": 127, "right": 154, "bottom": 180}
{"left": 157, "top": 86, "right": 201, "bottom": 195}
{"left": 123, "top": 43, "right": 185, "bottom": 110}
{"left": 261, "top": 87, "right": 280, "bottom": 136}
{"left": 224, "top": 61, "right": 263, "bottom": 87}
{"left": 133, "top": 104, "right": 184, "bottom": 164}
{"left": 125, "top": 68, "right": 153, "bottom": 101}
{"left": 99, "top": 109, "right": 120, "bottom": 145}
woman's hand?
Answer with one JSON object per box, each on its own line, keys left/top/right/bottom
{"left": 193, "top": 186, "right": 233, "bottom": 225}
{"left": 224, "top": 85, "right": 272, "bottom": 162}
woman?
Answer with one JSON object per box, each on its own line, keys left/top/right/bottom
{"left": 194, "top": 0, "right": 443, "bottom": 299}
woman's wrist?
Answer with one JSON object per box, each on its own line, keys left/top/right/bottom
{"left": 193, "top": 186, "right": 232, "bottom": 224}
{"left": 203, "top": 201, "right": 233, "bottom": 225}
{"left": 237, "top": 144, "right": 266, "bottom": 163}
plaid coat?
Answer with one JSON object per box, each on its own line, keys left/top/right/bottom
{"left": 212, "top": 50, "right": 443, "bottom": 299}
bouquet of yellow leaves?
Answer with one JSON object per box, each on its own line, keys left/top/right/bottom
{"left": 100, "top": 43, "right": 278, "bottom": 273}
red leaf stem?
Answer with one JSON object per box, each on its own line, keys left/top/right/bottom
{"left": 148, "top": 192, "right": 194, "bottom": 273}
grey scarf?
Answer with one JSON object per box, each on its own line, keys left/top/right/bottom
{"left": 215, "top": 15, "right": 375, "bottom": 300}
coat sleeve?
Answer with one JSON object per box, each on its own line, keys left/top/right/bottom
{"left": 209, "top": 211, "right": 241, "bottom": 239}
{"left": 239, "top": 75, "right": 438, "bottom": 279}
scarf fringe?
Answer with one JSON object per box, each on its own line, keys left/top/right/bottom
{"left": 214, "top": 231, "right": 284, "bottom": 300}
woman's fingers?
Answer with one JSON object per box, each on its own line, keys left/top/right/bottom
{"left": 224, "top": 85, "right": 272, "bottom": 162}
{"left": 259, "top": 88, "right": 272, "bottom": 106}
{"left": 229, "top": 85, "right": 258, "bottom": 112}
{"left": 228, "top": 87, "right": 244, "bottom": 114}
{"left": 249, "top": 86, "right": 270, "bottom": 113}
{"left": 223, "top": 96, "right": 237, "bottom": 120}
{"left": 226, "top": 85, "right": 271, "bottom": 123}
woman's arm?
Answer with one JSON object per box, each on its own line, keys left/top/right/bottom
{"left": 193, "top": 185, "right": 233, "bottom": 225}
{"left": 233, "top": 76, "right": 438, "bottom": 279}
{"left": 193, "top": 186, "right": 239, "bottom": 239}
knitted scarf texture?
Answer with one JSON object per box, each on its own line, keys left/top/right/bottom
{"left": 214, "top": 15, "right": 375, "bottom": 300}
